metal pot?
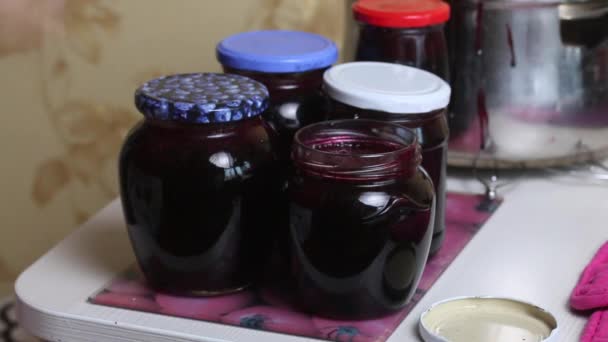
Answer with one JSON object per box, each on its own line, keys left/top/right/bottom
{"left": 445, "top": 0, "right": 608, "bottom": 168}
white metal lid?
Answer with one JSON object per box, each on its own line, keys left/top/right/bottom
{"left": 419, "top": 296, "right": 559, "bottom": 342}
{"left": 323, "top": 62, "right": 451, "bottom": 114}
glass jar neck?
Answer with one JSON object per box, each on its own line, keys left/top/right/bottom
{"left": 330, "top": 99, "right": 446, "bottom": 121}
{"left": 292, "top": 119, "right": 421, "bottom": 182}
{"left": 447, "top": 0, "right": 556, "bottom": 10}
{"left": 143, "top": 116, "right": 263, "bottom": 136}
{"left": 328, "top": 99, "right": 449, "bottom": 148}
{"left": 358, "top": 22, "right": 446, "bottom": 32}
{"left": 223, "top": 67, "right": 326, "bottom": 100}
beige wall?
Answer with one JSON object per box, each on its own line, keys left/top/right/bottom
{"left": 0, "top": 0, "right": 344, "bottom": 296}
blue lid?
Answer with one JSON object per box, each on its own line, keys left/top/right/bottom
{"left": 135, "top": 73, "right": 269, "bottom": 124}
{"left": 216, "top": 30, "right": 339, "bottom": 73}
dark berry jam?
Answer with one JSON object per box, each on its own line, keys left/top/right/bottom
{"left": 222, "top": 67, "right": 328, "bottom": 163}
{"left": 216, "top": 30, "right": 338, "bottom": 163}
{"left": 119, "top": 73, "right": 281, "bottom": 295}
{"left": 353, "top": 0, "right": 451, "bottom": 80}
{"left": 217, "top": 31, "right": 338, "bottom": 277}
{"left": 323, "top": 62, "right": 451, "bottom": 255}
{"left": 328, "top": 102, "right": 448, "bottom": 254}
{"left": 288, "top": 120, "right": 434, "bottom": 319}
{"left": 218, "top": 69, "right": 330, "bottom": 277}
{"left": 355, "top": 25, "right": 449, "bottom": 80}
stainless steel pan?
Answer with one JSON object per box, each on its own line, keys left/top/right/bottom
{"left": 445, "top": 0, "right": 608, "bottom": 168}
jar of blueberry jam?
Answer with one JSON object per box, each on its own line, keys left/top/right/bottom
{"left": 324, "top": 62, "right": 451, "bottom": 255}
{"left": 288, "top": 119, "right": 435, "bottom": 319}
{"left": 119, "top": 73, "right": 280, "bottom": 295}
{"left": 353, "top": 0, "right": 450, "bottom": 81}
{"left": 216, "top": 30, "right": 338, "bottom": 163}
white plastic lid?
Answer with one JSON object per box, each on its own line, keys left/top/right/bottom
{"left": 323, "top": 62, "right": 451, "bottom": 114}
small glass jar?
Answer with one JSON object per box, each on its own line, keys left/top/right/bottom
{"left": 352, "top": 0, "right": 450, "bottom": 81}
{"left": 119, "top": 73, "right": 280, "bottom": 295}
{"left": 216, "top": 30, "right": 338, "bottom": 163}
{"left": 288, "top": 119, "right": 435, "bottom": 319}
{"left": 324, "top": 62, "right": 451, "bottom": 255}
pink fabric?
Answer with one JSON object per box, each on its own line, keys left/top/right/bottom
{"left": 571, "top": 242, "right": 608, "bottom": 311}
{"left": 90, "top": 193, "right": 501, "bottom": 342}
{"left": 582, "top": 310, "right": 608, "bottom": 342}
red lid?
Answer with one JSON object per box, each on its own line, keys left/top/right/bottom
{"left": 353, "top": 0, "right": 450, "bottom": 28}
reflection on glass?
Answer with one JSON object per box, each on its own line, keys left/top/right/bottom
{"left": 278, "top": 102, "right": 300, "bottom": 129}
{"left": 358, "top": 192, "right": 390, "bottom": 209}
{"left": 209, "top": 151, "right": 252, "bottom": 181}
{"left": 209, "top": 151, "right": 235, "bottom": 169}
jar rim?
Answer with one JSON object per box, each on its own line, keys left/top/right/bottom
{"left": 293, "top": 119, "right": 421, "bottom": 180}
{"left": 295, "top": 120, "right": 417, "bottom": 157}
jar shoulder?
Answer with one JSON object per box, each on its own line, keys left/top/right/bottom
{"left": 290, "top": 172, "right": 434, "bottom": 209}
{"left": 119, "top": 118, "right": 276, "bottom": 172}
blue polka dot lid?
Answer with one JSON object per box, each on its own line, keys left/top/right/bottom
{"left": 134, "top": 73, "right": 269, "bottom": 124}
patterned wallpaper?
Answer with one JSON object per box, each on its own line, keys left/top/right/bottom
{"left": 0, "top": 0, "right": 344, "bottom": 296}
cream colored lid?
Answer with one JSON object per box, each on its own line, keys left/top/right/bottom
{"left": 419, "top": 297, "right": 558, "bottom": 342}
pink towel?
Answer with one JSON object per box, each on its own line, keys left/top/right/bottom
{"left": 571, "top": 242, "right": 608, "bottom": 311}
{"left": 582, "top": 310, "right": 608, "bottom": 342}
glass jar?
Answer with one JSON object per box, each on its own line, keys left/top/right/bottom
{"left": 216, "top": 30, "right": 338, "bottom": 163}
{"left": 352, "top": 0, "right": 450, "bottom": 81}
{"left": 288, "top": 119, "right": 435, "bottom": 319}
{"left": 324, "top": 62, "right": 451, "bottom": 255}
{"left": 119, "top": 73, "right": 280, "bottom": 295}
{"left": 217, "top": 31, "right": 338, "bottom": 276}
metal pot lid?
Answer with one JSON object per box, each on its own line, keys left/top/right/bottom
{"left": 419, "top": 297, "right": 558, "bottom": 342}
{"left": 453, "top": 0, "right": 606, "bottom": 11}
{"left": 559, "top": 0, "right": 608, "bottom": 20}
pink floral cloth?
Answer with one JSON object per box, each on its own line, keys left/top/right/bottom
{"left": 91, "top": 193, "right": 501, "bottom": 342}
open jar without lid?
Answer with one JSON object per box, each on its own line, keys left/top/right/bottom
{"left": 119, "top": 73, "right": 281, "bottom": 295}
{"left": 288, "top": 119, "right": 435, "bottom": 319}
{"left": 324, "top": 62, "right": 451, "bottom": 254}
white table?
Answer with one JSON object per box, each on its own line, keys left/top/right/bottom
{"left": 15, "top": 174, "right": 608, "bottom": 341}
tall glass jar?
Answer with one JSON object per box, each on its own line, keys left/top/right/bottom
{"left": 288, "top": 119, "right": 435, "bottom": 319}
{"left": 119, "top": 73, "right": 280, "bottom": 295}
{"left": 324, "top": 62, "right": 451, "bottom": 255}
{"left": 217, "top": 31, "right": 338, "bottom": 275}
{"left": 352, "top": 0, "right": 450, "bottom": 81}
{"left": 216, "top": 30, "right": 338, "bottom": 163}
